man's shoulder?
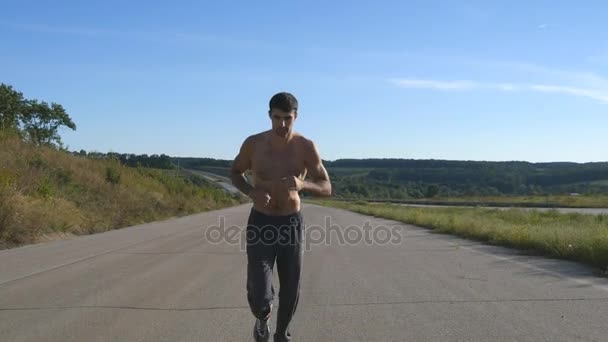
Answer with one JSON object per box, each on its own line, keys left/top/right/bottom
{"left": 292, "top": 133, "right": 319, "bottom": 158}
{"left": 294, "top": 133, "right": 315, "bottom": 149}
{"left": 243, "top": 131, "right": 269, "bottom": 145}
{"left": 290, "top": 131, "right": 309, "bottom": 143}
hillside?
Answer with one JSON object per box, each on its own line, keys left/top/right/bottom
{"left": 0, "top": 132, "right": 245, "bottom": 249}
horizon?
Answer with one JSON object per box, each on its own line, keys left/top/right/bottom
{"left": 2, "top": 1, "right": 607, "bottom": 163}
{"left": 81, "top": 149, "right": 608, "bottom": 165}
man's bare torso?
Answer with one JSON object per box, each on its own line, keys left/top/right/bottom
{"left": 249, "top": 130, "right": 309, "bottom": 216}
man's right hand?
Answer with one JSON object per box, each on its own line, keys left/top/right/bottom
{"left": 248, "top": 188, "right": 272, "bottom": 208}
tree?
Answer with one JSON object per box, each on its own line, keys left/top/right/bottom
{"left": 0, "top": 83, "right": 76, "bottom": 147}
{"left": 20, "top": 100, "right": 76, "bottom": 147}
{"left": 0, "top": 84, "right": 24, "bottom": 132}
{"left": 426, "top": 184, "right": 440, "bottom": 198}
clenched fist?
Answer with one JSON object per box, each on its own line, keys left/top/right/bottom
{"left": 248, "top": 188, "right": 271, "bottom": 208}
{"left": 263, "top": 176, "right": 303, "bottom": 208}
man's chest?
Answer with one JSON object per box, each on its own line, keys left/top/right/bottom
{"left": 251, "top": 144, "right": 307, "bottom": 179}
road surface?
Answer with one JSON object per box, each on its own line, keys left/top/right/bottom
{"left": 1, "top": 204, "right": 607, "bottom": 341}
{"left": 186, "top": 169, "right": 242, "bottom": 196}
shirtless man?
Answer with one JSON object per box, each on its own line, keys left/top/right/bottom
{"left": 230, "top": 92, "right": 332, "bottom": 342}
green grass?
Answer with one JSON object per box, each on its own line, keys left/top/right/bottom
{"left": 313, "top": 199, "right": 608, "bottom": 275}
{"left": 339, "top": 195, "right": 608, "bottom": 208}
{"left": 455, "top": 195, "right": 608, "bottom": 208}
{"left": 589, "top": 180, "right": 608, "bottom": 186}
{"left": 0, "top": 131, "right": 246, "bottom": 249}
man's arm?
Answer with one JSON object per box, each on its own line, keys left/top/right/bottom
{"left": 299, "top": 140, "right": 332, "bottom": 197}
{"left": 230, "top": 136, "right": 255, "bottom": 196}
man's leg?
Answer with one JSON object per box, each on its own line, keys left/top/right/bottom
{"left": 274, "top": 212, "right": 304, "bottom": 342}
{"left": 246, "top": 210, "right": 276, "bottom": 324}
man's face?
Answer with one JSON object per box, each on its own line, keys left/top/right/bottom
{"left": 269, "top": 109, "right": 297, "bottom": 138}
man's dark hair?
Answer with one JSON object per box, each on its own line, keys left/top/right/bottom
{"left": 269, "top": 92, "right": 298, "bottom": 113}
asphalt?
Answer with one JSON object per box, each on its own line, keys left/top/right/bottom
{"left": 1, "top": 203, "right": 607, "bottom": 341}
{"left": 185, "top": 169, "right": 242, "bottom": 196}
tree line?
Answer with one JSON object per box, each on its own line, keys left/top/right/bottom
{"left": 181, "top": 157, "right": 608, "bottom": 198}
{"left": 72, "top": 150, "right": 175, "bottom": 169}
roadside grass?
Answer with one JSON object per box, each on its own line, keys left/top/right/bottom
{"left": 313, "top": 199, "right": 608, "bottom": 275}
{"left": 336, "top": 195, "right": 608, "bottom": 208}
{"left": 0, "top": 131, "right": 245, "bottom": 249}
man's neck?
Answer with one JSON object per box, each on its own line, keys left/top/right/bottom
{"left": 269, "top": 130, "right": 294, "bottom": 146}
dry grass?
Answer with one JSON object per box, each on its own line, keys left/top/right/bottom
{"left": 0, "top": 131, "right": 244, "bottom": 249}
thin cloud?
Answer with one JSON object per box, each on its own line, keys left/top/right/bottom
{"left": 389, "top": 78, "right": 608, "bottom": 104}
{"left": 1, "top": 22, "right": 252, "bottom": 47}
{"left": 389, "top": 79, "right": 479, "bottom": 91}
{"left": 529, "top": 84, "right": 608, "bottom": 103}
{"left": 5, "top": 23, "right": 130, "bottom": 37}
{"left": 494, "top": 83, "right": 521, "bottom": 91}
{"left": 480, "top": 61, "right": 608, "bottom": 89}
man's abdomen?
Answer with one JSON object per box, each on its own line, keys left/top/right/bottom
{"left": 254, "top": 190, "right": 300, "bottom": 216}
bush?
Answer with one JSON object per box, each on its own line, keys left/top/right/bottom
{"left": 36, "top": 176, "right": 55, "bottom": 198}
{"left": 105, "top": 166, "right": 121, "bottom": 185}
{"left": 0, "top": 187, "right": 16, "bottom": 247}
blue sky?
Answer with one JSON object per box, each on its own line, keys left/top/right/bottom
{"left": 1, "top": 0, "right": 607, "bottom": 162}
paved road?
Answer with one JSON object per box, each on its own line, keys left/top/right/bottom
{"left": 1, "top": 204, "right": 607, "bottom": 341}
{"left": 186, "top": 169, "right": 242, "bottom": 196}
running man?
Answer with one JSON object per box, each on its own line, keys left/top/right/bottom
{"left": 230, "top": 92, "right": 332, "bottom": 341}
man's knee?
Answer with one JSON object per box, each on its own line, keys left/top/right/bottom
{"left": 250, "top": 301, "right": 272, "bottom": 320}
